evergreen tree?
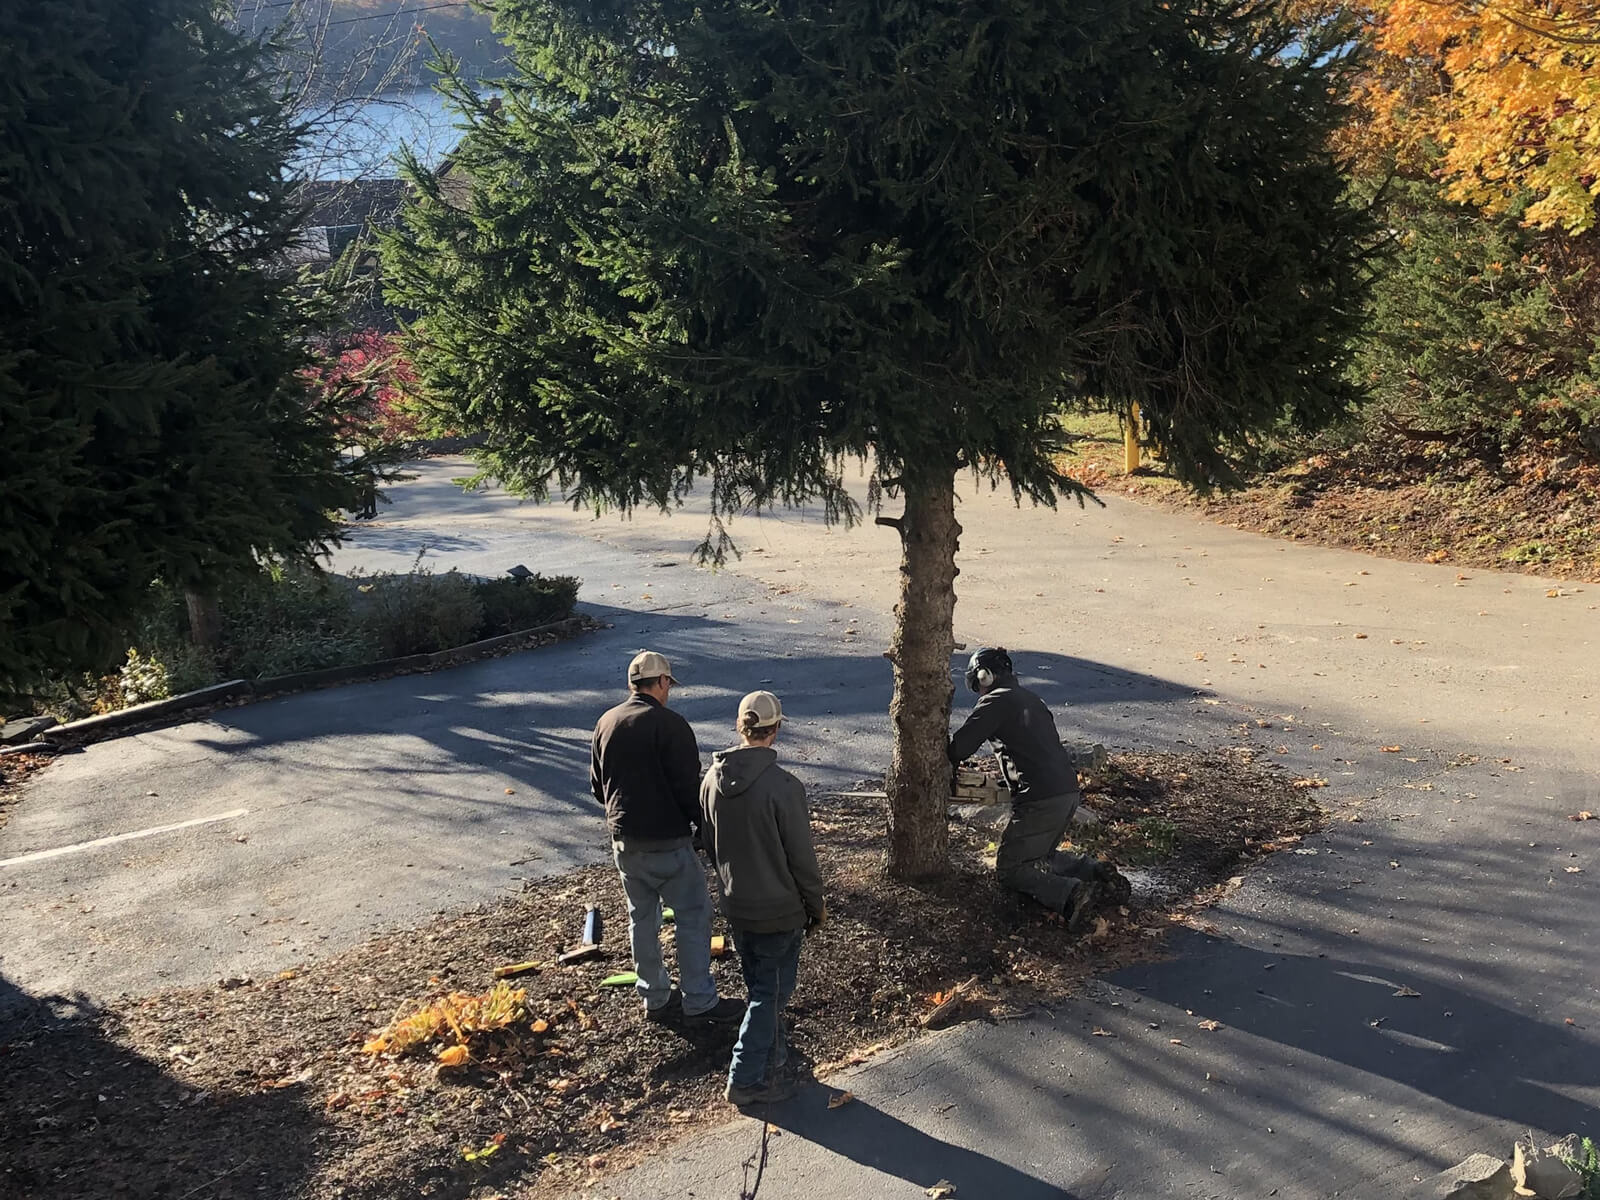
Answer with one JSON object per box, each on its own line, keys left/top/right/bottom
{"left": 1356, "top": 175, "right": 1600, "bottom": 460}
{"left": 0, "top": 0, "right": 359, "bottom": 698}
{"left": 385, "top": 0, "right": 1370, "bottom": 877}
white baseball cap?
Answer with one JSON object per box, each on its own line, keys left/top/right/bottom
{"left": 738, "top": 690, "right": 784, "bottom": 729}
{"left": 628, "top": 650, "right": 678, "bottom": 685}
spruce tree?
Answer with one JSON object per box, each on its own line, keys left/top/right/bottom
{"left": 0, "top": 0, "right": 358, "bottom": 697}
{"left": 385, "top": 0, "right": 1370, "bottom": 877}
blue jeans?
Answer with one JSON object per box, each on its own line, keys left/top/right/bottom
{"left": 729, "top": 928, "right": 804, "bottom": 1089}
{"left": 612, "top": 843, "right": 719, "bottom": 1016}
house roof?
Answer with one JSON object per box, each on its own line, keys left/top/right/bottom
{"left": 296, "top": 178, "right": 411, "bottom": 229}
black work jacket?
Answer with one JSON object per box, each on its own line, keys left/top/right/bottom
{"left": 947, "top": 674, "right": 1078, "bottom": 801}
{"left": 590, "top": 693, "right": 702, "bottom": 844}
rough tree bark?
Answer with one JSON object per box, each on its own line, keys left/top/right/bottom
{"left": 882, "top": 467, "right": 961, "bottom": 880}
{"left": 185, "top": 589, "right": 221, "bottom": 651}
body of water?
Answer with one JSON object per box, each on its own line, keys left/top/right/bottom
{"left": 295, "top": 88, "right": 475, "bottom": 180}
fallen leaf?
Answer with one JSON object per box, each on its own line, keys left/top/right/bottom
{"left": 530, "top": 1019, "right": 550, "bottom": 1034}
{"left": 436, "top": 1045, "right": 469, "bottom": 1067}
{"left": 926, "top": 1181, "right": 957, "bottom": 1199}
{"left": 1169, "top": 1038, "right": 1185, "bottom": 1046}
{"left": 1565, "top": 1018, "right": 1577, "bottom": 1026}
{"left": 1292, "top": 778, "right": 1328, "bottom": 789}
{"left": 1354, "top": 632, "right": 1368, "bottom": 639}
{"left": 461, "top": 1139, "right": 501, "bottom": 1163}
{"left": 1091, "top": 1027, "right": 1116, "bottom": 1038}
{"left": 1565, "top": 866, "right": 1582, "bottom": 874}
{"left": 845, "top": 1042, "right": 889, "bottom": 1065}
{"left": 1198, "top": 1019, "right": 1222, "bottom": 1031}
{"left": 1547, "top": 588, "right": 1563, "bottom": 598}
{"left": 827, "top": 1091, "right": 854, "bottom": 1109}
{"left": 1381, "top": 746, "right": 1401, "bottom": 753}
{"left": 504, "top": 788, "right": 515, "bottom": 795}
{"left": 1571, "top": 811, "right": 1594, "bottom": 821}
{"left": 1090, "top": 916, "right": 1111, "bottom": 941}
{"left": 1393, "top": 986, "right": 1422, "bottom": 998}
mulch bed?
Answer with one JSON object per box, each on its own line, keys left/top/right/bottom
{"left": 0, "top": 750, "right": 1323, "bottom": 1200}
{"left": 1064, "top": 427, "right": 1600, "bottom": 581}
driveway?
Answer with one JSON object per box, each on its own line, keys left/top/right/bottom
{"left": 2, "top": 460, "right": 1595, "bottom": 1197}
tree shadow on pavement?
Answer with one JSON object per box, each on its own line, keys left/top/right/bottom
{"left": 1114, "top": 930, "right": 1599, "bottom": 1140}
{"left": 184, "top": 603, "right": 1200, "bottom": 859}
{"left": 753, "top": 1081, "right": 1078, "bottom": 1199}
{"left": 0, "top": 974, "right": 323, "bottom": 1200}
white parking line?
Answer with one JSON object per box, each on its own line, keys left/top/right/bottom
{"left": 0, "top": 808, "right": 250, "bottom": 869}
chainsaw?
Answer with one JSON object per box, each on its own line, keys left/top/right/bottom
{"left": 950, "top": 742, "right": 1107, "bottom": 807}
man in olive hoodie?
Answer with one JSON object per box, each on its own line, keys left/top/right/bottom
{"left": 700, "top": 690, "right": 825, "bottom": 1107}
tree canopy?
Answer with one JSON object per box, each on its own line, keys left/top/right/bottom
{"left": 1332, "top": 0, "right": 1600, "bottom": 234}
{"left": 0, "top": 0, "right": 360, "bottom": 697}
{"left": 386, "top": 0, "right": 1371, "bottom": 875}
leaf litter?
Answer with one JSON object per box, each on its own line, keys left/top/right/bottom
{"left": 0, "top": 750, "right": 1324, "bottom": 1199}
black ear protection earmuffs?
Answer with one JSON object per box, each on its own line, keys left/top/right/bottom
{"left": 965, "top": 646, "right": 1013, "bottom": 693}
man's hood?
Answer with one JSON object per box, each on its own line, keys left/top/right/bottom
{"left": 709, "top": 746, "right": 779, "bottom": 797}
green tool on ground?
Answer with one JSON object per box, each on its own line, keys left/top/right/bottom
{"left": 600, "top": 971, "right": 639, "bottom": 988}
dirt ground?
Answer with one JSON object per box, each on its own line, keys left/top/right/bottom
{"left": 1062, "top": 420, "right": 1600, "bottom": 582}
{"left": 0, "top": 750, "right": 1324, "bottom": 1200}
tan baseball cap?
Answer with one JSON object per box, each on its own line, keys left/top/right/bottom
{"left": 738, "top": 690, "right": 784, "bottom": 729}
{"left": 628, "top": 650, "right": 678, "bottom": 685}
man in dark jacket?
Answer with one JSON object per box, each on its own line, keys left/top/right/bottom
{"left": 591, "top": 651, "right": 743, "bottom": 1025}
{"left": 700, "top": 690, "right": 825, "bottom": 1107}
{"left": 948, "top": 647, "right": 1110, "bottom": 931}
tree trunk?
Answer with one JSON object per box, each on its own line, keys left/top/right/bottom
{"left": 186, "top": 589, "right": 221, "bottom": 650}
{"left": 883, "top": 468, "right": 961, "bottom": 880}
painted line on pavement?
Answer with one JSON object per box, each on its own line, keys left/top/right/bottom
{"left": 0, "top": 808, "right": 250, "bottom": 869}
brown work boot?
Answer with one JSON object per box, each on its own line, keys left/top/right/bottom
{"left": 726, "top": 1077, "right": 800, "bottom": 1108}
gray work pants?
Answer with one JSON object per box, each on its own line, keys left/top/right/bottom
{"left": 996, "top": 791, "right": 1093, "bottom": 913}
{"left": 612, "top": 843, "right": 720, "bottom": 1016}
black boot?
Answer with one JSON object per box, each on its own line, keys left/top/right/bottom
{"left": 1093, "top": 862, "right": 1132, "bottom": 907}
{"left": 1063, "top": 879, "right": 1105, "bottom": 935}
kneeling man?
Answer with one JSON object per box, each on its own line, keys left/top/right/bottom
{"left": 948, "top": 647, "right": 1116, "bottom": 930}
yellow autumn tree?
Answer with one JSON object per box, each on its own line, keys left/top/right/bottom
{"left": 1372, "top": 0, "right": 1600, "bottom": 232}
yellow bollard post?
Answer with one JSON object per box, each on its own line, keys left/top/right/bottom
{"left": 1124, "top": 402, "right": 1141, "bottom": 473}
